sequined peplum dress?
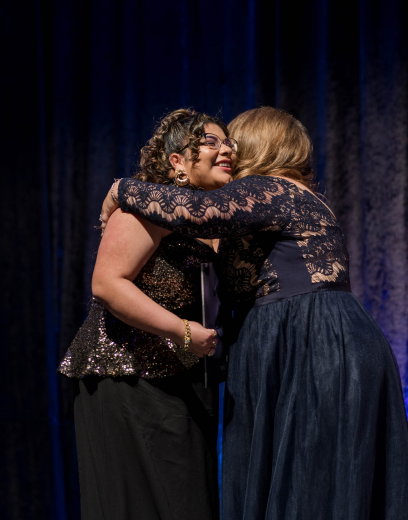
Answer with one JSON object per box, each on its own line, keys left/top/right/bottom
{"left": 115, "top": 175, "right": 408, "bottom": 520}
{"left": 58, "top": 233, "right": 220, "bottom": 520}
{"left": 58, "top": 234, "right": 216, "bottom": 379}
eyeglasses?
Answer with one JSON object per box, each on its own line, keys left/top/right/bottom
{"left": 201, "top": 133, "right": 238, "bottom": 153}
{"left": 177, "top": 133, "right": 238, "bottom": 154}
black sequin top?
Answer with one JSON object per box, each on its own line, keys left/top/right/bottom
{"left": 116, "top": 175, "right": 351, "bottom": 305}
{"left": 58, "top": 234, "right": 217, "bottom": 379}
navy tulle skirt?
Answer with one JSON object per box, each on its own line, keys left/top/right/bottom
{"left": 222, "top": 291, "right": 408, "bottom": 520}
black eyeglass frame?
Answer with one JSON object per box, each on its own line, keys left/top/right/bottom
{"left": 177, "top": 133, "right": 238, "bottom": 154}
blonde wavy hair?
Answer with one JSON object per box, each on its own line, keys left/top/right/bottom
{"left": 228, "top": 106, "right": 317, "bottom": 192}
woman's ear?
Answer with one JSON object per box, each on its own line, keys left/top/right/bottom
{"left": 169, "top": 153, "right": 185, "bottom": 171}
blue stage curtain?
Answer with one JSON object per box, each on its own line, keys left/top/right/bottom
{"left": 1, "top": 0, "right": 407, "bottom": 517}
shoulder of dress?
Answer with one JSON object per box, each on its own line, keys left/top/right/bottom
{"left": 232, "top": 175, "right": 289, "bottom": 189}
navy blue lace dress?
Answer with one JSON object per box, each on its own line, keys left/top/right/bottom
{"left": 117, "top": 175, "right": 408, "bottom": 520}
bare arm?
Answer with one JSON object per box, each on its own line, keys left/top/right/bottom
{"left": 92, "top": 210, "right": 217, "bottom": 357}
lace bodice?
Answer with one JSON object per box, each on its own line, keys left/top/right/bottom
{"left": 118, "top": 176, "right": 350, "bottom": 303}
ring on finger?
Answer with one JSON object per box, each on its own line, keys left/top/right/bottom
{"left": 212, "top": 329, "right": 217, "bottom": 337}
{"left": 208, "top": 349, "right": 215, "bottom": 357}
{"left": 99, "top": 214, "right": 103, "bottom": 222}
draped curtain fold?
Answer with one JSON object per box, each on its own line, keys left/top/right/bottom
{"left": 1, "top": 0, "right": 407, "bottom": 517}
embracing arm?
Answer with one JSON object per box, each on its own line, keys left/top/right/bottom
{"left": 101, "top": 176, "right": 288, "bottom": 239}
{"left": 92, "top": 210, "right": 217, "bottom": 357}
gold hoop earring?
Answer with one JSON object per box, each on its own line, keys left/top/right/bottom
{"left": 174, "top": 169, "right": 190, "bottom": 187}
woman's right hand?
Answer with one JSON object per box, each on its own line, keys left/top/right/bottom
{"left": 100, "top": 183, "right": 120, "bottom": 235}
{"left": 182, "top": 321, "right": 218, "bottom": 358}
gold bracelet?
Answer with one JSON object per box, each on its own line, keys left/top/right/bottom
{"left": 182, "top": 319, "right": 191, "bottom": 352}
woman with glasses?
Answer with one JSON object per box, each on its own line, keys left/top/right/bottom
{"left": 58, "top": 108, "right": 238, "bottom": 520}
{"left": 101, "top": 106, "right": 408, "bottom": 520}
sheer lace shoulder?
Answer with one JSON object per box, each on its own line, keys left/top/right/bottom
{"left": 118, "top": 176, "right": 291, "bottom": 238}
{"left": 118, "top": 176, "right": 350, "bottom": 300}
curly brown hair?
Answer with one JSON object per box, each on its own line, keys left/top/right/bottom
{"left": 228, "top": 107, "right": 317, "bottom": 192}
{"left": 134, "top": 108, "right": 229, "bottom": 184}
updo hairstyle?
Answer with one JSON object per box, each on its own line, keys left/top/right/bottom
{"left": 135, "top": 108, "right": 229, "bottom": 184}
{"left": 228, "top": 107, "right": 317, "bottom": 192}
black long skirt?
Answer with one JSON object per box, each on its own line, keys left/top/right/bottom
{"left": 74, "top": 363, "right": 219, "bottom": 520}
{"left": 222, "top": 291, "right": 408, "bottom": 520}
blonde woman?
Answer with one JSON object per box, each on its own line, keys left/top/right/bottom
{"left": 101, "top": 107, "right": 408, "bottom": 520}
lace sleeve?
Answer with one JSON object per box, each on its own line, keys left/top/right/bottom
{"left": 118, "top": 176, "right": 290, "bottom": 238}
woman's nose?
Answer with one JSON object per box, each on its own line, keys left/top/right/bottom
{"left": 219, "top": 143, "right": 233, "bottom": 156}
